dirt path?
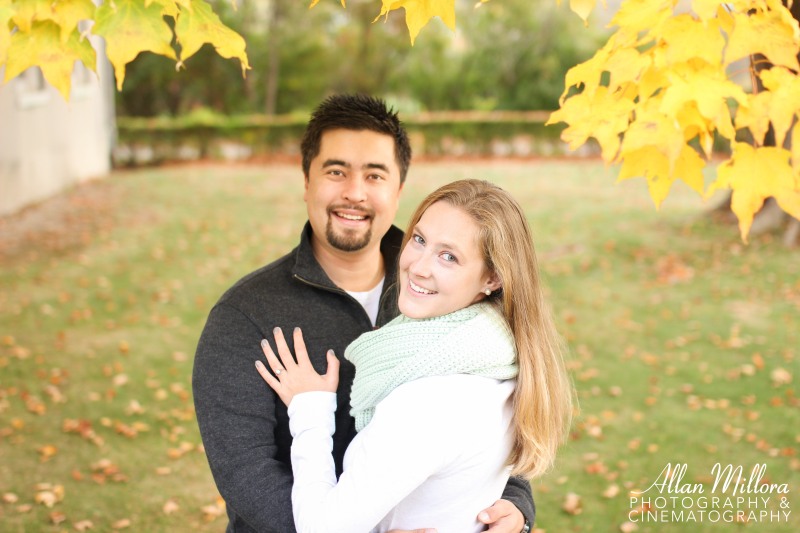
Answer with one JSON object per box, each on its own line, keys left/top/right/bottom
{"left": 0, "top": 178, "right": 122, "bottom": 262}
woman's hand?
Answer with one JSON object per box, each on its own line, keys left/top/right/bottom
{"left": 255, "top": 327, "right": 339, "bottom": 407}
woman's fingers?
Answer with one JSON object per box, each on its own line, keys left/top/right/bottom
{"left": 272, "top": 327, "right": 296, "bottom": 367}
{"left": 255, "top": 360, "right": 280, "bottom": 390}
{"left": 260, "top": 338, "right": 286, "bottom": 376}
{"left": 293, "top": 328, "right": 312, "bottom": 367}
{"left": 324, "top": 349, "right": 340, "bottom": 390}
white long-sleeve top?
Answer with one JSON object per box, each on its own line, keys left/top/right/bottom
{"left": 287, "top": 374, "right": 515, "bottom": 533}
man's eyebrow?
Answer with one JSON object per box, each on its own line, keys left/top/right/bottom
{"left": 364, "top": 162, "right": 390, "bottom": 173}
{"left": 322, "top": 159, "right": 350, "bottom": 168}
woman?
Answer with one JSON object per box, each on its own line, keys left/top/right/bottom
{"left": 256, "top": 179, "right": 573, "bottom": 533}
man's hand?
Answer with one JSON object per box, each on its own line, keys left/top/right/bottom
{"left": 478, "top": 499, "right": 525, "bottom": 532}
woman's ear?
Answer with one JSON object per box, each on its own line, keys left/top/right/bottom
{"left": 485, "top": 272, "right": 502, "bottom": 292}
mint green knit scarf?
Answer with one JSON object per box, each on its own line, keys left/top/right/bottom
{"left": 345, "top": 301, "right": 518, "bottom": 432}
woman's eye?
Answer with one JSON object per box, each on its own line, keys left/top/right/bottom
{"left": 412, "top": 234, "right": 425, "bottom": 245}
{"left": 441, "top": 252, "right": 457, "bottom": 263}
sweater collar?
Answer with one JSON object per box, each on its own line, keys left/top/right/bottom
{"left": 292, "top": 221, "right": 404, "bottom": 293}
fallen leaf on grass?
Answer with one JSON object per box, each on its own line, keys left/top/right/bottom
{"left": 90, "top": 459, "right": 128, "bottom": 483}
{"left": 38, "top": 444, "right": 58, "bottom": 462}
{"left": 111, "top": 518, "right": 131, "bottom": 529}
{"left": 35, "top": 485, "right": 64, "bottom": 508}
{"left": 50, "top": 511, "right": 67, "bottom": 524}
{"left": 63, "top": 419, "right": 104, "bottom": 446}
{"left": 125, "top": 400, "right": 145, "bottom": 415}
{"left": 74, "top": 519, "right": 94, "bottom": 531}
{"left": 562, "top": 492, "right": 582, "bottom": 515}
{"left": 771, "top": 367, "right": 792, "bottom": 386}
{"left": 201, "top": 497, "right": 226, "bottom": 521}
{"left": 620, "top": 521, "right": 638, "bottom": 532}
{"left": 603, "top": 484, "right": 621, "bottom": 498}
{"left": 163, "top": 499, "right": 179, "bottom": 515}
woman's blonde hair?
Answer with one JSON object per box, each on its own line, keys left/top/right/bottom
{"left": 400, "top": 179, "right": 574, "bottom": 479}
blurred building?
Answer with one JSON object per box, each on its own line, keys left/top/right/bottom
{"left": 0, "top": 39, "right": 115, "bottom": 216}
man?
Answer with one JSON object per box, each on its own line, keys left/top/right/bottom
{"left": 193, "top": 94, "right": 534, "bottom": 532}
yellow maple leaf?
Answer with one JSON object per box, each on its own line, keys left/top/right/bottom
{"left": 0, "top": 3, "right": 13, "bottom": 66}
{"left": 792, "top": 121, "right": 800, "bottom": 170}
{"left": 175, "top": 0, "right": 250, "bottom": 75}
{"left": 310, "top": 0, "right": 347, "bottom": 7}
{"left": 618, "top": 144, "right": 705, "bottom": 208}
{"left": 548, "top": 85, "right": 634, "bottom": 161}
{"left": 621, "top": 98, "right": 685, "bottom": 165}
{"left": 605, "top": 46, "right": 650, "bottom": 93}
{"left": 725, "top": 7, "right": 800, "bottom": 71}
{"left": 50, "top": 0, "right": 96, "bottom": 43}
{"left": 659, "top": 61, "right": 746, "bottom": 140}
{"left": 708, "top": 143, "right": 800, "bottom": 241}
{"left": 610, "top": 0, "right": 673, "bottom": 35}
{"left": 735, "top": 91, "right": 772, "bottom": 147}
{"left": 676, "top": 102, "right": 713, "bottom": 155}
{"left": 691, "top": 0, "right": 724, "bottom": 21}
{"left": 10, "top": 0, "right": 53, "bottom": 33}
{"left": 3, "top": 20, "right": 95, "bottom": 100}
{"left": 758, "top": 67, "right": 800, "bottom": 148}
{"left": 92, "top": 0, "right": 176, "bottom": 90}
{"left": 567, "top": 0, "right": 597, "bottom": 25}
{"left": 656, "top": 14, "right": 724, "bottom": 68}
{"left": 375, "top": 0, "right": 455, "bottom": 45}
{"left": 561, "top": 47, "right": 610, "bottom": 102}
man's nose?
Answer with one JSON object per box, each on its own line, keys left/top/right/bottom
{"left": 342, "top": 176, "right": 367, "bottom": 203}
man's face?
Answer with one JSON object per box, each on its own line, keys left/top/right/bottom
{"left": 304, "top": 129, "right": 403, "bottom": 255}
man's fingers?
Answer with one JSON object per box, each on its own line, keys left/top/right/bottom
{"left": 478, "top": 499, "right": 524, "bottom": 532}
{"left": 477, "top": 499, "right": 512, "bottom": 523}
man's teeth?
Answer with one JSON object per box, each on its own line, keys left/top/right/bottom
{"left": 338, "top": 212, "right": 366, "bottom": 221}
{"left": 410, "top": 280, "right": 436, "bottom": 295}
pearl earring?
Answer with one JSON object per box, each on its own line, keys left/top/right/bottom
{"left": 484, "top": 289, "right": 492, "bottom": 296}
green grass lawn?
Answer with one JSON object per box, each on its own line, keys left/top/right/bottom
{"left": 1, "top": 160, "right": 797, "bottom": 532}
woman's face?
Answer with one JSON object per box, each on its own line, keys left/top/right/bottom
{"left": 398, "top": 201, "right": 499, "bottom": 319}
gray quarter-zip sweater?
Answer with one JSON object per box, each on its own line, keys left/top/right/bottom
{"left": 193, "top": 222, "right": 534, "bottom": 532}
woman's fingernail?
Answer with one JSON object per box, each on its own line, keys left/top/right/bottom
{"left": 327, "top": 349, "right": 334, "bottom": 356}
{"left": 260, "top": 339, "right": 268, "bottom": 348}
{"left": 255, "top": 360, "right": 264, "bottom": 370}
{"left": 294, "top": 326, "right": 300, "bottom": 333}
{"left": 273, "top": 326, "right": 281, "bottom": 334}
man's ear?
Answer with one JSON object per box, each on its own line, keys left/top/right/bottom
{"left": 303, "top": 174, "right": 309, "bottom": 201}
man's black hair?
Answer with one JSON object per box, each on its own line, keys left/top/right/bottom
{"left": 301, "top": 94, "right": 412, "bottom": 184}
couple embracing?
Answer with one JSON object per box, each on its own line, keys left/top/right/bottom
{"left": 193, "top": 95, "right": 573, "bottom": 533}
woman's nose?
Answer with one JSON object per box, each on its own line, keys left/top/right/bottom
{"left": 408, "top": 254, "right": 432, "bottom": 278}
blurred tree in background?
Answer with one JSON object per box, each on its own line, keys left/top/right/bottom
{"left": 116, "top": 0, "right": 602, "bottom": 116}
